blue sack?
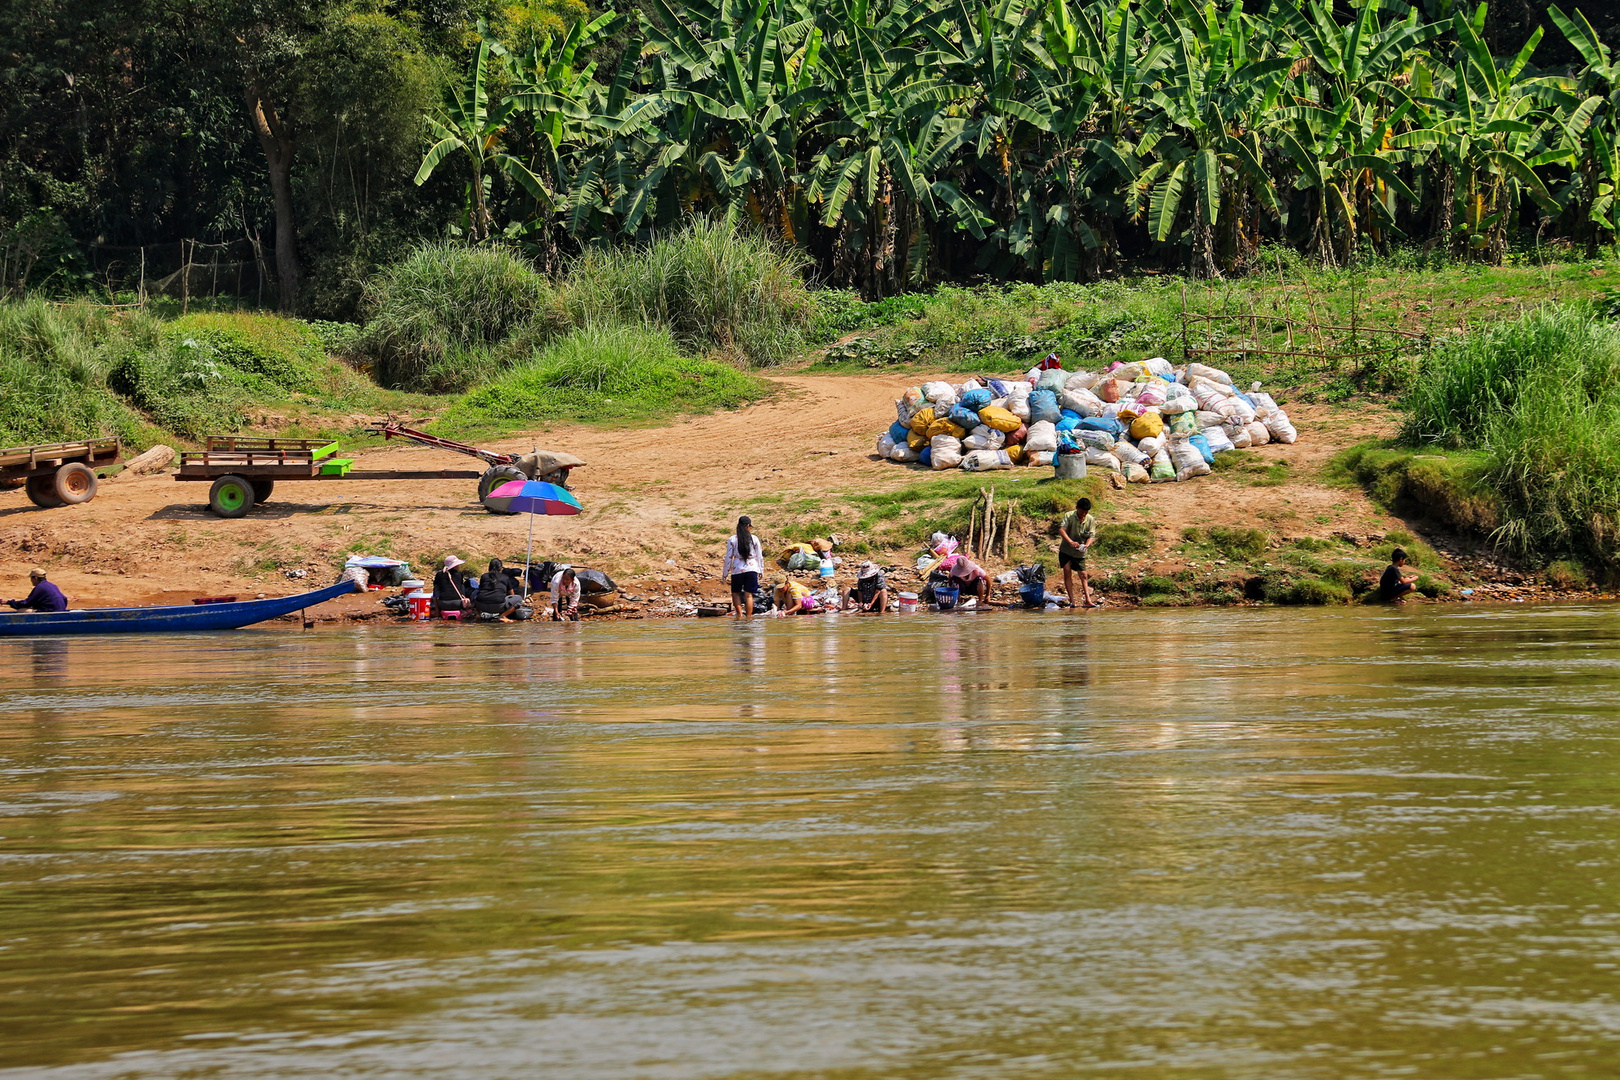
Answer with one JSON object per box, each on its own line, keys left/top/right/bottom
{"left": 888, "top": 420, "right": 911, "bottom": 442}
{"left": 1029, "top": 388, "right": 1061, "bottom": 424}
{"left": 986, "top": 378, "right": 1008, "bottom": 396}
{"left": 949, "top": 405, "right": 981, "bottom": 430}
{"left": 1055, "top": 412, "right": 1080, "bottom": 432}
{"left": 1189, "top": 432, "right": 1214, "bottom": 465}
{"left": 918, "top": 447, "right": 932, "bottom": 467}
{"left": 960, "top": 388, "right": 993, "bottom": 412}
{"left": 1079, "top": 416, "right": 1125, "bottom": 435}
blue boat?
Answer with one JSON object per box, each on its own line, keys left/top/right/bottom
{"left": 0, "top": 579, "right": 360, "bottom": 637}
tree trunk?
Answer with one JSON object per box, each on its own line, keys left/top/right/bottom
{"left": 245, "top": 78, "right": 299, "bottom": 312}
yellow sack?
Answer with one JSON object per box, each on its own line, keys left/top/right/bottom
{"left": 1006, "top": 444, "right": 1028, "bottom": 465}
{"left": 926, "top": 418, "right": 967, "bottom": 440}
{"left": 978, "top": 406, "right": 1022, "bottom": 433}
{"left": 906, "top": 431, "right": 928, "bottom": 450}
{"left": 908, "top": 407, "right": 936, "bottom": 434}
{"left": 1116, "top": 403, "right": 1142, "bottom": 423}
{"left": 775, "top": 542, "right": 814, "bottom": 569}
{"left": 1129, "top": 411, "right": 1164, "bottom": 440}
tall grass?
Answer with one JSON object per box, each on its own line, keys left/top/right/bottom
{"left": 0, "top": 298, "right": 142, "bottom": 446}
{"left": 566, "top": 218, "right": 817, "bottom": 366}
{"left": 360, "top": 243, "right": 562, "bottom": 392}
{"left": 442, "top": 323, "right": 772, "bottom": 432}
{"left": 1397, "top": 305, "right": 1620, "bottom": 567}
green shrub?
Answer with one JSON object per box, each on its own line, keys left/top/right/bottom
{"left": 565, "top": 218, "right": 817, "bottom": 366}
{"left": 443, "top": 324, "right": 772, "bottom": 430}
{"left": 167, "top": 312, "right": 325, "bottom": 393}
{"left": 1207, "top": 526, "right": 1269, "bottom": 559}
{"left": 0, "top": 298, "right": 143, "bottom": 445}
{"left": 1545, "top": 559, "right": 1590, "bottom": 590}
{"left": 110, "top": 334, "right": 251, "bottom": 439}
{"left": 361, "top": 243, "right": 557, "bottom": 392}
{"left": 1093, "top": 521, "right": 1153, "bottom": 556}
{"left": 1269, "top": 576, "right": 1352, "bottom": 605}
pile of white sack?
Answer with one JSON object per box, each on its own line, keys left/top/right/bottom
{"left": 874, "top": 357, "right": 1298, "bottom": 481}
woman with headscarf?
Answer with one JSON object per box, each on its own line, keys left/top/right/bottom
{"left": 722, "top": 515, "right": 765, "bottom": 618}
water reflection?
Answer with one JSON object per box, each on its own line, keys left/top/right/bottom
{"left": 3, "top": 605, "right": 1620, "bottom": 1078}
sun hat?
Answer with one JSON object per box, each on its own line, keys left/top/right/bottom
{"left": 857, "top": 561, "right": 881, "bottom": 579}
{"left": 442, "top": 555, "right": 464, "bottom": 571}
{"left": 28, "top": 567, "right": 45, "bottom": 579}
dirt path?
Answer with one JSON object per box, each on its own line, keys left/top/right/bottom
{"left": 0, "top": 374, "right": 1404, "bottom": 612}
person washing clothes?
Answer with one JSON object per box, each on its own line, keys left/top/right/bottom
{"left": 843, "top": 562, "right": 889, "bottom": 613}
{"left": 474, "top": 558, "right": 529, "bottom": 621}
{"left": 430, "top": 556, "right": 473, "bottom": 617}
{"left": 6, "top": 568, "right": 66, "bottom": 612}
{"left": 551, "top": 566, "right": 581, "bottom": 621}
{"left": 722, "top": 515, "right": 765, "bottom": 618}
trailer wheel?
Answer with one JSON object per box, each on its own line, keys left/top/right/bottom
{"left": 54, "top": 462, "right": 97, "bottom": 505}
{"left": 208, "top": 474, "right": 256, "bottom": 518}
{"left": 25, "top": 475, "right": 63, "bottom": 508}
{"left": 251, "top": 479, "right": 275, "bottom": 504}
{"left": 478, "top": 464, "right": 526, "bottom": 513}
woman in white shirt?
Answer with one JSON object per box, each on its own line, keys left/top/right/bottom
{"left": 551, "top": 566, "right": 581, "bottom": 621}
{"left": 722, "top": 515, "right": 765, "bottom": 617}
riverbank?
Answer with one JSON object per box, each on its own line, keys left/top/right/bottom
{"left": 4, "top": 371, "right": 1610, "bottom": 620}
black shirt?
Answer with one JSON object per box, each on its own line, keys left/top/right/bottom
{"left": 474, "top": 572, "right": 513, "bottom": 613}
{"left": 432, "top": 570, "right": 470, "bottom": 608}
{"left": 1379, "top": 564, "right": 1406, "bottom": 599}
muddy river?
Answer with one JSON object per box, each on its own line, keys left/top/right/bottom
{"left": 3, "top": 605, "right": 1619, "bottom": 1078}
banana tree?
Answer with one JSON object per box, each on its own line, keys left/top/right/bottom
{"left": 1547, "top": 5, "right": 1620, "bottom": 249}
{"left": 414, "top": 40, "right": 553, "bottom": 242}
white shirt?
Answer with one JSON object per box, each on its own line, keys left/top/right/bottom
{"left": 722, "top": 534, "right": 764, "bottom": 577}
{"left": 552, "top": 575, "right": 580, "bottom": 608}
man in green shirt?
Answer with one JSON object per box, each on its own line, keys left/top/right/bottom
{"left": 1058, "top": 497, "right": 1099, "bottom": 608}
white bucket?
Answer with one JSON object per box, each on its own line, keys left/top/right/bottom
{"left": 897, "top": 591, "right": 919, "bottom": 613}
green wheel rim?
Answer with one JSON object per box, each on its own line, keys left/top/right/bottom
{"left": 217, "top": 482, "right": 248, "bottom": 511}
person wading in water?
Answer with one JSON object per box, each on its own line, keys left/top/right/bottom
{"left": 723, "top": 515, "right": 765, "bottom": 618}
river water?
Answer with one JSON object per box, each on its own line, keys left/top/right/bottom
{"left": 3, "top": 605, "right": 1620, "bottom": 1078}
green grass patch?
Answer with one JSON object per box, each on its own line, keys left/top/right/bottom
{"left": 1093, "top": 521, "right": 1153, "bottom": 556}
{"left": 438, "top": 324, "right": 772, "bottom": 435}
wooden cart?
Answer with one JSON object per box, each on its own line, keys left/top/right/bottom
{"left": 176, "top": 436, "right": 478, "bottom": 517}
{"left": 0, "top": 438, "right": 121, "bottom": 507}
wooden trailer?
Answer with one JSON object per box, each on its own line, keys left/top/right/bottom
{"left": 0, "top": 438, "right": 121, "bottom": 507}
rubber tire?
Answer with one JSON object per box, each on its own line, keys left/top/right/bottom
{"left": 208, "top": 474, "right": 256, "bottom": 518}
{"left": 25, "top": 475, "right": 63, "bottom": 508}
{"left": 535, "top": 468, "right": 571, "bottom": 489}
{"left": 54, "top": 462, "right": 97, "bottom": 505}
{"left": 251, "top": 479, "right": 275, "bottom": 504}
{"left": 478, "top": 464, "right": 527, "bottom": 514}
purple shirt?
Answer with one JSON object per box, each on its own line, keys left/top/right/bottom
{"left": 9, "top": 580, "right": 67, "bottom": 612}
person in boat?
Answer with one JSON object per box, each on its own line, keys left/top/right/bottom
{"left": 430, "top": 556, "right": 473, "bottom": 617}
{"left": 842, "top": 562, "right": 889, "bottom": 613}
{"left": 6, "top": 568, "right": 67, "bottom": 612}
{"left": 551, "top": 566, "right": 581, "bottom": 622}
{"left": 474, "top": 558, "right": 528, "bottom": 622}
{"left": 1379, "top": 548, "right": 1420, "bottom": 603}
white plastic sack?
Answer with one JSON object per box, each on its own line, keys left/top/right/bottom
{"left": 1203, "top": 425, "right": 1236, "bottom": 454}
{"left": 1159, "top": 395, "right": 1196, "bottom": 415}
{"left": 962, "top": 425, "right": 1006, "bottom": 451}
{"left": 1061, "top": 388, "right": 1106, "bottom": 417}
{"left": 890, "top": 444, "right": 920, "bottom": 462}
{"left": 1112, "top": 439, "right": 1148, "bottom": 467}
{"left": 930, "top": 434, "right": 964, "bottom": 470}
{"left": 1195, "top": 410, "right": 1226, "bottom": 430}
{"left": 1265, "top": 408, "right": 1298, "bottom": 444}
{"left": 1170, "top": 435, "right": 1211, "bottom": 481}
{"left": 921, "top": 380, "right": 955, "bottom": 403}
{"left": 877, "top": 434, "right": 897, "bottom": 457}
{"left": 1063, "top": 371, "right": 1102, "bottom": 392}
{"left": 962, "top": 449, "right": 1013, "bottom": 472}
{"left": 1247, "top": 420, "right": 1271, "bottom": 446}
{"left": 1084, "top": 448, "right": 1122, "bottom": 472}
{"left": 1186, "top": 362, "right": 1233, "bottom": 385}
{"left": 1124, "top": 462, "right": 1150, "bottom": 484}
{"left": 1249, "top": 390, "right": 1279, "bottom": 417}
{"left": 1029, "top": 451, "right": 1054, "bottom": 467}
{"left": 1143, "top": 356, "right": 1175, "bottom": 378}
{"left": 1112, "top": 361, "right": 1145, "bottom": 382}
{"left": 1137, "top": 435, "right": 1164, "bottom": 458}
{"left": 1224, "top": 420, "right": 1252, "bottom": 449}
{"left": 1024, "top": 420, "right": 1059, "bottom": 453}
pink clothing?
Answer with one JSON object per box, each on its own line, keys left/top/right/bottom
{"left": 949, "top": 558, "right": 988, "bottom": 584}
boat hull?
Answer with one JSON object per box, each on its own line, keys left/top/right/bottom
{"left": 0, "top": 580, "right": 359, "bottom": 637}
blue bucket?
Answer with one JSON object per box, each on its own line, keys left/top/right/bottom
{"left": 1018, "top": 583, "right": 1045, "bottom": 608}
{"left": 934, "top": 585, "right": 960, "bottom": 611}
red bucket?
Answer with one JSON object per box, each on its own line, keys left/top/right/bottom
{"left": 407, "top": 591, "right": 431, "bottom": 621}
